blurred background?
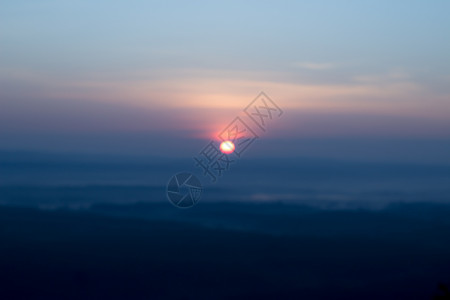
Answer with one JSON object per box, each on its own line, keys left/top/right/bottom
{"left": 1, "top": 1, "right": 450, "bottom": 299}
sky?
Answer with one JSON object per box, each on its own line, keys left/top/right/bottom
{"left": 1, "top": 0, "right": 450, "bottom": 163}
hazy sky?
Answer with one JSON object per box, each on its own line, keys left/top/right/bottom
{"left": 1, "top": 0, "right": 449, "bottom": 162}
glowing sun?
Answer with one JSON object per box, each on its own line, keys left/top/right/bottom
{"left": 220, "top": 140, "right": 235, "bottom": 154}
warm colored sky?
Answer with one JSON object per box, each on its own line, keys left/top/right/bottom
{"left": 1, "top": 1, "right": 449, "bottom": 162}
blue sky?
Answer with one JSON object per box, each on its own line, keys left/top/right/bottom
{"left": 1, "top": 0, "right": 449, "bottom": 162}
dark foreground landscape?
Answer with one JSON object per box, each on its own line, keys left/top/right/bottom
{"left": 1, "top": 201, "right": 450, "bottom": 300}
{"left": 1, "top": 152, "right": 449, "bottom": 299}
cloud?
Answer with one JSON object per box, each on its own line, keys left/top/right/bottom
{"left": 353, "top": 69, "right": 411, "bottom": 84}
{"left": 293, "top": 62, "right": 336, "bottom": 70}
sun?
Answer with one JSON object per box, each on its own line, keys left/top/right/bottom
{"left": 220, "top": 140, "right": 235, "bottom": 154}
